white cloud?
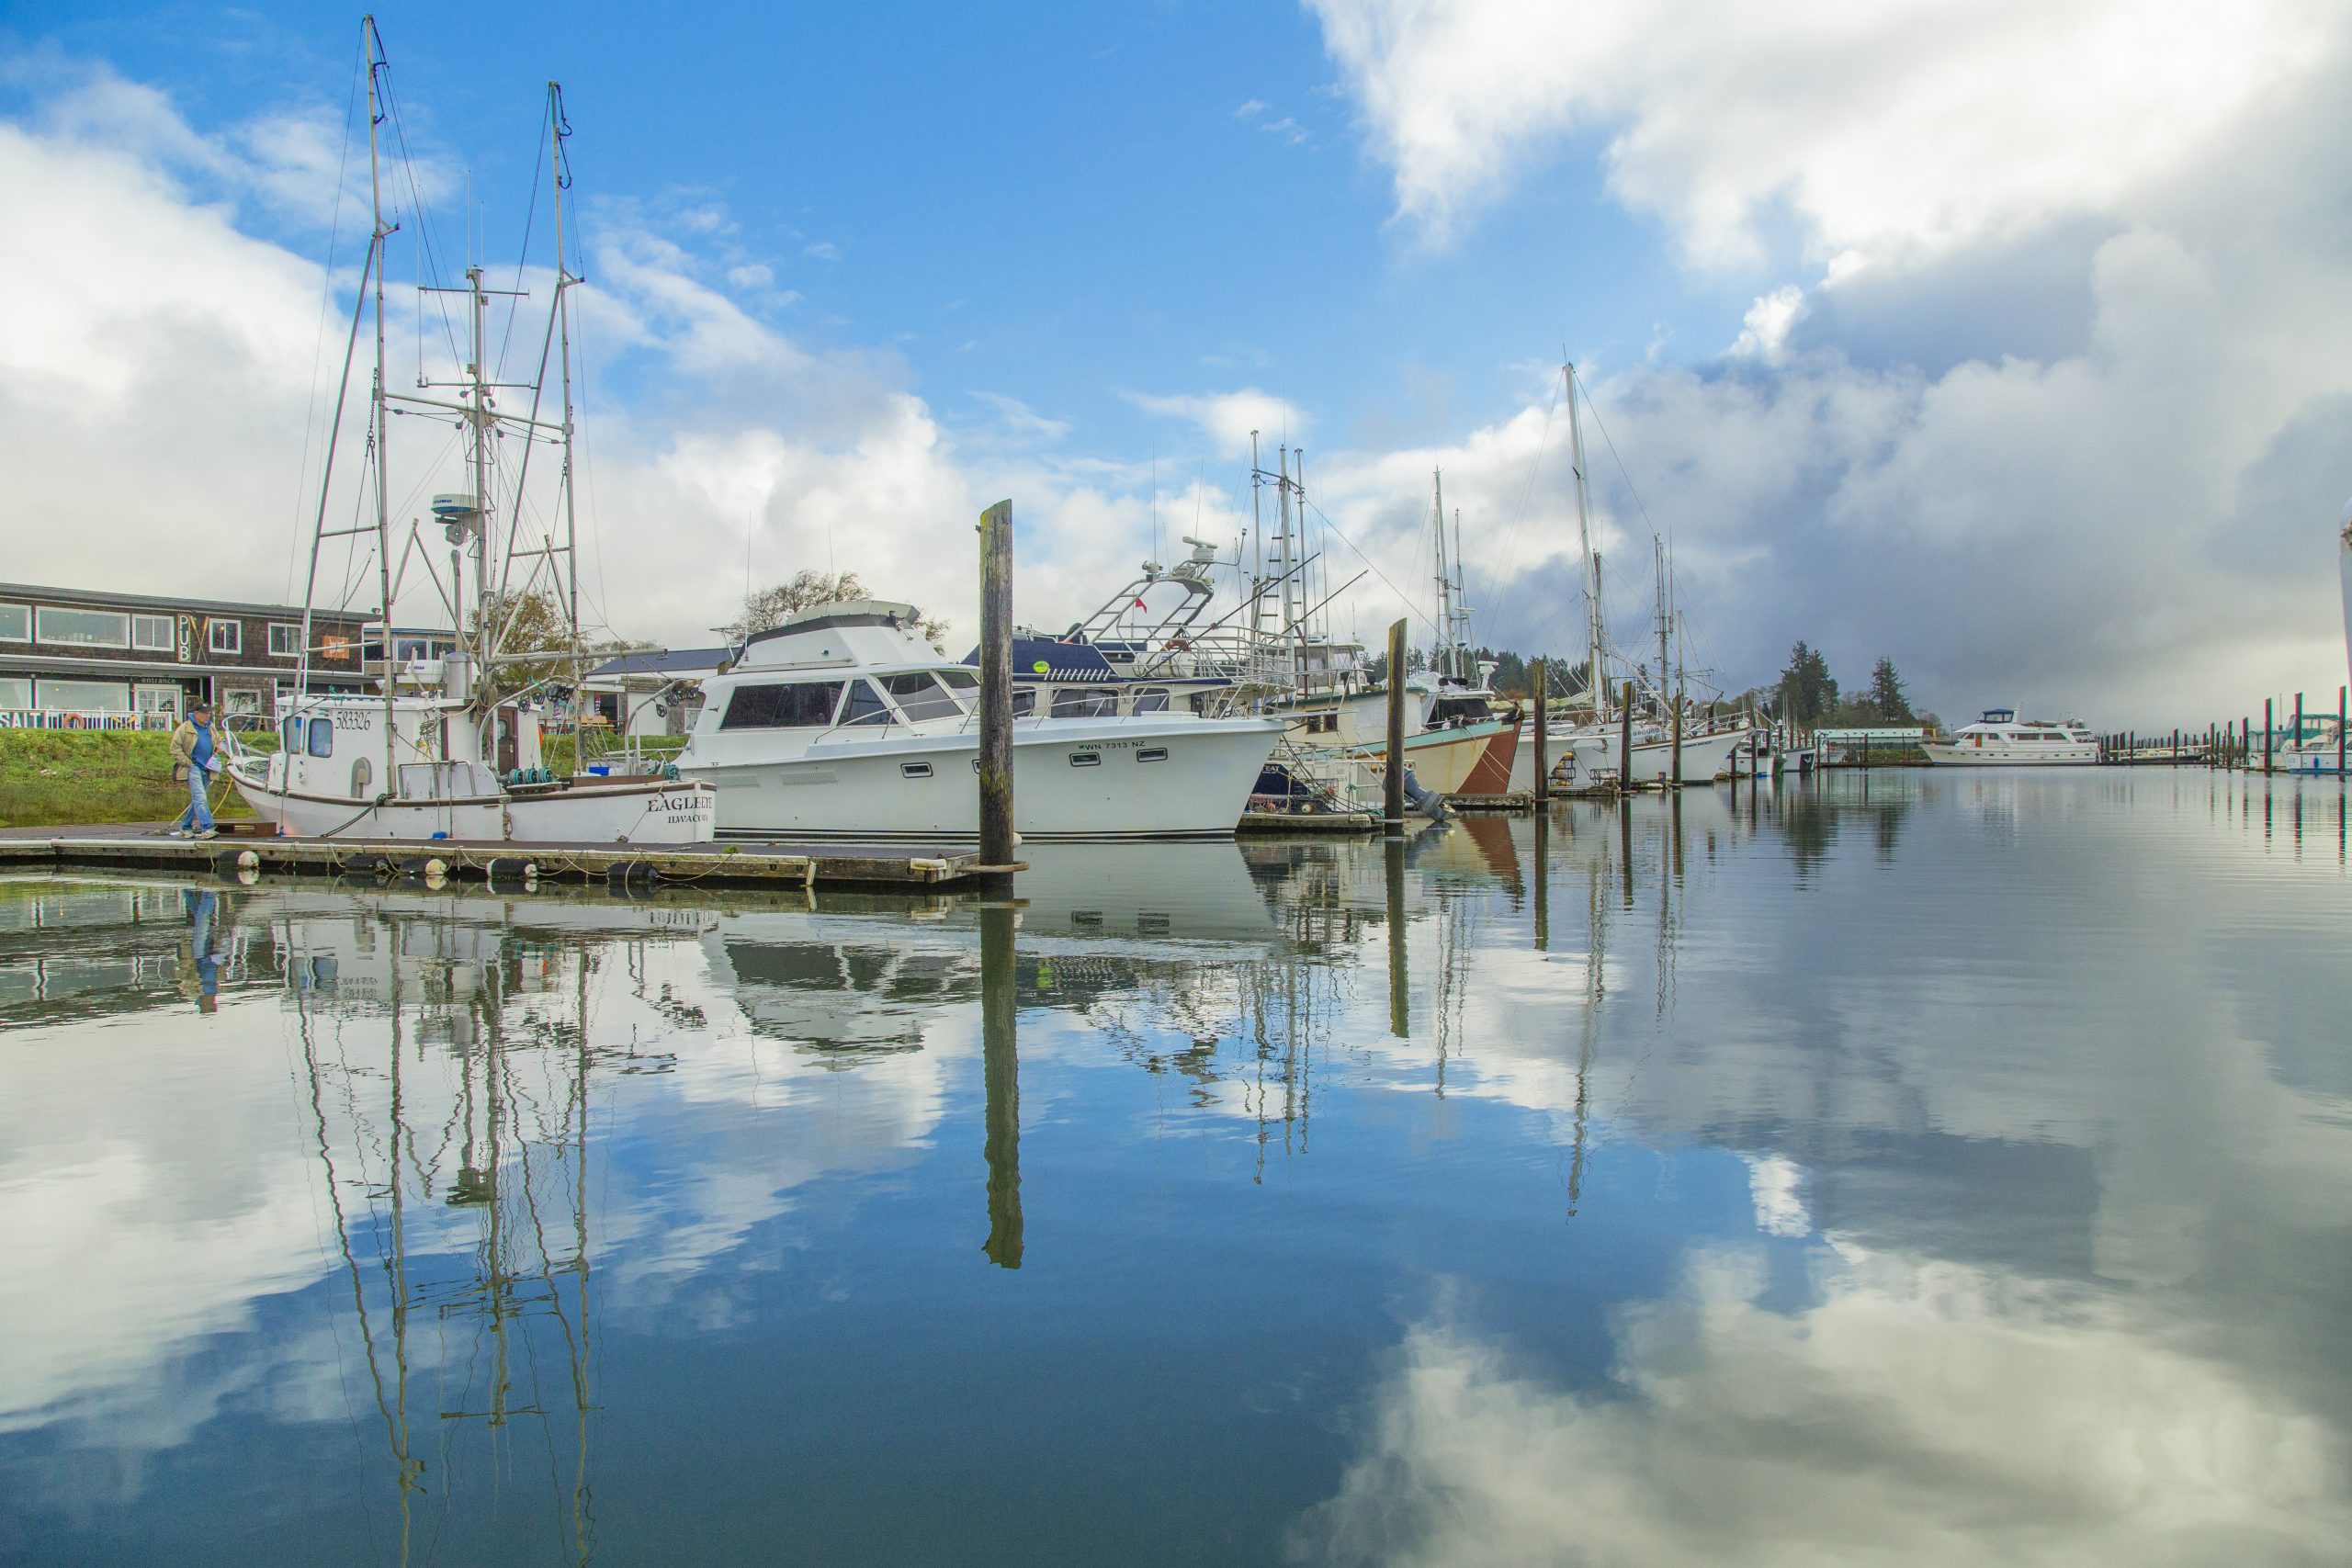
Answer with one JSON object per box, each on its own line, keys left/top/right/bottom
{"left": 1307, "top": 0, "right": 2347, "bottom": 269}
{"left": 802, "top": 239, "right": 841, "bottom": 261}
{"left": 1126, "top": 387, "right": 1310, "bottom": 461}
{"left": 1730, "top": 284, "right": 1804, "bottom": 362}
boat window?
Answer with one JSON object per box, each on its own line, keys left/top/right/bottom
{"left": 282, "top": 716, "right": 302, "bottom": 753}
{"left": 1069, "top": 750, "right": 1102, "bottom": 767}
{"left": 1132, "top": 687, "right": 1170, "bottom": 714}
{"left": 307, "top": 716, "right": 334, "bottom": 758}
{"left": 1136, "top": 747, "right": 1169, "bottom": 763}
{"left": 719, "top": 681, "right": 845, "bottom": 729}
{"left": 937, "top": 669, "right": 979, "bottom": 693}
{"left": 1051, "top": 687, "right": 1119, "bottom": 718}
{"left": 900, "top": 761, "right": 933, "bottom": 779}
{"left": 1011, "top": 689, "right": 1036, "bottom": 717}
{"left": 839, "top": 679, "right": 893, "bottom": 727}
{"left": 883, "top": 671, "right": 967, "bottom": 722}
{"left": 1189, "top": 693, "right": 1217, "bottom": 716}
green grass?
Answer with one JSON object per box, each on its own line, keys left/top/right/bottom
{"left": 543, "top": 731, "right": 688, "bottom": 775}
{"left": 0, "top": 730, "right": 258, "bottom": 828}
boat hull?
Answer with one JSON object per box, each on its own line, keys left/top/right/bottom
{"left": 1920, "top": 744, "right": 2098, "bottom": 765}
{"left": 1296, "top": 717, "right": 1520, "bottom": 800}
{"left": 228, "top": 770, "right": 717, "bottom": 842}
{"left": 1557, "top": 726, "right": 1748, "bottom": 785}
{"left": 681, "top": 716, "right": 1283, "bottom": 841}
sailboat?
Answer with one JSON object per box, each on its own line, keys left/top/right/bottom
{"left": 224, "top": 19, "right": 714, "bottom": 844}
{"left": 1525, "top": 362, "right": 1752, "bottom": 789}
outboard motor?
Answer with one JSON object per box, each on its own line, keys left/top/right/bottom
{"left": 1401, "top": 763, "right": 1449, "bottom": 822}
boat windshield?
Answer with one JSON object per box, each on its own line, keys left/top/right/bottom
{"left": 882, "top": 671, "right": 968, "bottom": 722}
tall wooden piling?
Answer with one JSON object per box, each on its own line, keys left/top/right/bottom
{"left": 1618, "top": 682, "right": 1634, "bottom": 791}
{"left": 1669, "top": 679, "right": 1683, "bottom": 786}
{"left": 1385, "top": 619, "right": 1408, "bottom": 831}
{"left": 2338, "top": 686, "right": 2346, "bottom": 778}
{"left": 1532, "top": 810, "right": 1549, "bottom": 951}
{"left": 978, "top": 499, "right": 1015, "bottom": 869}
{"left": 2265, "top": 698, "right": 2274, "bottom": 775}
{"left": 1532, "top": 658, "right": 1549, "bottom": 806}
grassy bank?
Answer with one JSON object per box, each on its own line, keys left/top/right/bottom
{"left": 0, "top": 731, "right": 257, "bottom": 829}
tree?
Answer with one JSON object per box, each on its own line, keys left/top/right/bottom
{"left": 728, "top": 569, "right": 948, "bottom": 648}
{"left": 1777, "top": 640, "right": 1838, "bottom": 728}
{"left": 467, "top": 589, "right": 576, "bottom": 705}
{"left": 1862, "top": 656, "right": 1914, "bottom": 724}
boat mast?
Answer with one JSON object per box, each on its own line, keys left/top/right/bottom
{"left": 1565, "top": 362, "right": 1607, "bottom": 721}
{"left": 1453, "top": 504, "right": 1468, "bottom": 682}
{"left": 367, "top": 16, "right": 396, "bottom": 785}
{"left": 1654, "top": 536, "right": 1670, "bottom": 715}
{"left": 548, "top": 82, "right": 584, "bottom": 730}
{"left": 1430, "top": 468, "right": 1453, "bottom": 682}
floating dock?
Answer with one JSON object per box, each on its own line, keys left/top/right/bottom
{"left": 0, "top": 823, "right": 1009, "bottom": 890}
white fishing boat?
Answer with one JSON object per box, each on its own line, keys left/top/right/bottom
{"left": 222, "top": 25, "right": 713, "bottom": 845}
{"left": 674, "top": 601, "right": 1284, "bottom": 841}
{"left": 1922, "top": 709, "right": 2098, "bottom": 765}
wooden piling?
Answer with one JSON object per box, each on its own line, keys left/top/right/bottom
{"left": 1385, "top": 619, "right": 1408, "bottom": 831}
{"left": 1618, "top": 682, "right": 1634, "bottom": 791}
{"left": 2295, "top": 693, "right": 2304, "bottom": 769}
{"left": 2265, "top": 698, "right": 2274, "bottom": 775}
{"left": 1532, "top": 658, "right": 1549, "bottom": 806}
{"left": 1669, "top": 678, "right": 1683, "bottom": 786}
{"left": 2338, "top": 686, "right": 2346, "bottom": 779}
{"left": 978, "top": 500, "right": 1015, "bottom": 870}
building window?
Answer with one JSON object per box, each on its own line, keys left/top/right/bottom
{"left": 134, "top": 685, "right": 181, "bottom": 715}
{"left": 35, "top": 679, "right": 130, "bottom": 712}
{"left": 0, "top": 604, "right": 31, "bottom": 642}
{"left": 0, "top": 677, "right": 29, "bottom": 708}
{"left": 225, "top": 688, "right": 261, "bottom": 715}
{"left": 132, "top": 614, "right": 175, "bottom": 651}
{"left": 36, "top": 606, "right": 130, "bottom": 649}
{"left": 209, "top": 620, "right": 242, "bottom": 655}
{"left": 268, "top": 623, "right": 301, "bottom": 659}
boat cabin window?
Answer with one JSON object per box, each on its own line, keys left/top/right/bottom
{"left": 281, "top": 716, "right": 301, "bottom": 752}
{"left": 308, "top": 716, "right": 334, "bottom": 758}
{"left": 937, "top": 669, "right": 979, "bottom": 694}
{"left": 1011, "top": 689, "right": 1036, "bottom": 717}
{"left": 720, "top": 681, "right": 845, "bottom": 729}
{"left": 1131, "top": 687, "right": 1170, "bottom": 714}
{"left": 839, "top": 679, "right": 893, "bottom": 727}
{"left": 1051, "top": 687, "right": 1120, "bottom": 718}
{"left": 882, "top": 671, "right": 967, "bottom": 722}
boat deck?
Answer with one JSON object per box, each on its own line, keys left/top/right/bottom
{"left": 0, "top": 822, "right": 1011, "bottom": 890}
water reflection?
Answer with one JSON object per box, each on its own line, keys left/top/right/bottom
{"left": 2, "top": 771, "right": 2347, "bottom": 1564}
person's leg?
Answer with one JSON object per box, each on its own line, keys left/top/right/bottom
{"left": 190, "top": 764, "right": 216, "bottom": 835}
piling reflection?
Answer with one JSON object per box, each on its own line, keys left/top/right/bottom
{"left": 980, "top": 903, "right": 1023, "bottom": 1269}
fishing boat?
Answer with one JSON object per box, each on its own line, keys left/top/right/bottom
{"left": 1921, "top": 710, "right": 2099, "bottom": 764}
{"left": 674, "top": 600, "right": 1284, "bottom": 841}
{"left": 223, "top": 21, "right": 713, "bottom": 844}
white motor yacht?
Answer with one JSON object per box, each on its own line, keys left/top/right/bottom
{"left": 1923, "top": 709, "right": 2098, "bottom": 764}
{"left": 675, "top": 601, "right": 1285, "bottom": 841}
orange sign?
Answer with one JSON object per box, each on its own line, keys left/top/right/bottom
{"left": 321, "top": 635, "right": 352, "bottom": 660}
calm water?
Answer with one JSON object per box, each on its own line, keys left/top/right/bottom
{"left": 3, "top": 771, "right": 2349, "bottom": 1566}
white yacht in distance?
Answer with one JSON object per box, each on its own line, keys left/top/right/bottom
{"left": 673, "top": 601, "right": 1285, "bottom": 841}
{"left": 1922, "top": 709, "right": 2099, "bottom": 765}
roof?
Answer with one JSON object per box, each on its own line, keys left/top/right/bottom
{"left": 958, "top": 637, "right": 1120, "bottom": 681}
{"left": 741, "top": 599, "right": 926, "bottom": 650}
{"left": 0, "top": 581, "right": 378, "bottom": 623}
{"left": 583, "top": 646, "right": 732, "bottom": 682}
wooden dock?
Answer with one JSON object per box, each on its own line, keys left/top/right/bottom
{"left": 1238, "top": 808, "right": 1382, "bottom": 834}
{"left": 0, "top": 822, "right": 1005, "bottom": 889}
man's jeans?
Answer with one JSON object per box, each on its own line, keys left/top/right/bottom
{"left": 174, "top": 765, "right": 216, "bottom": 834}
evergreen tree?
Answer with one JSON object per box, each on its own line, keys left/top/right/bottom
{"left": 1777, "top": 641, "right": 1838, "bottom": 726}
{"left": 1863, "top": 657, "right": 1914, "bottom": 723}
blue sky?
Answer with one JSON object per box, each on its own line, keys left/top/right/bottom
{"left": 5, "top": 1, "right": 2351, "bottom": 723}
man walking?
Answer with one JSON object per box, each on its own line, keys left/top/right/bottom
{"left": 170, "top": 699, "right": 219, "bottom": 840}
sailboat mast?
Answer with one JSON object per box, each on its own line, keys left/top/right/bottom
{"left": 548, "top": 84, "right": 582, "bottom": 653}
{"left": 1453, "top": 505, "right": 1467, "bottom": 680}
{"left": 1565, "top": 362, "right": 1606, "bottom": 721}
{"left": 1654, "top": 536, "right": 1670, "bottom": 713}
{"left": 469, "top": 264, "right": 491, "bottom": 670}
{"left": 366, "top": 16, "right": 396, "bottom": 783}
